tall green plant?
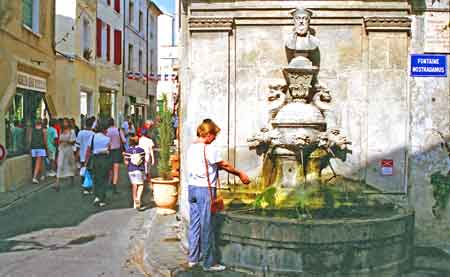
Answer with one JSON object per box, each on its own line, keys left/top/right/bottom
{"left": 157, "top": 94, "right": 174, "bottom": 179}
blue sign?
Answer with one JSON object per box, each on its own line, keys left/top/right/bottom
{"left": 411, "top": 54, "right": 447, "bottom": 77}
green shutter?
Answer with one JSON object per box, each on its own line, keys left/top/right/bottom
{"left": 22, "top": 0, "right": 33, "bottom": 28}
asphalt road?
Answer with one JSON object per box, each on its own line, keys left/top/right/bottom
{"left": 0, "top": 174, "right": 151, "bottom": 277}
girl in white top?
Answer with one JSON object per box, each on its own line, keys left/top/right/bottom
{"left": 138, "top": 128, "right": 155, "bottom": 182}
{"left": 186, "top": 119, "right": 250, "bottom": 272}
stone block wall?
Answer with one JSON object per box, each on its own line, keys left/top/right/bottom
{"left": 179, "top": 0, "right": 450, "bottom": 244}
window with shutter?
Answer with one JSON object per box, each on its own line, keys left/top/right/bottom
{"left": 107, "top": 24, "right": 111, "bottom": 61}
{"left": 22, "top": 0, "right": 33, "bottom": 28}
{"left": 114, "top": 30, "right": 122, "bottom": 65}
{"left": 114, "top": 0, "right": 120, "bottom": 13}
{"left": 96, "top": 18, "right": 102, "bottom": 57}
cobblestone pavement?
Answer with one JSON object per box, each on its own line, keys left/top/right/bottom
{"left": 0, "top": 171, "right": 150, "bottom": 277}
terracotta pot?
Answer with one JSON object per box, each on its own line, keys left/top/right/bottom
{"left": 151, "top": 177, "right": 179, "bottom": 210}
{"left": 170, "top": 154, "right": 180, "bottom": 177}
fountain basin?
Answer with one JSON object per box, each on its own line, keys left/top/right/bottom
{"left": 217, "top": 208, "right": 414, "bottom": 277}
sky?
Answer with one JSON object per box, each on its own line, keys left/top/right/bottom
{"left": 153, "top": 0, "right": 175, "bottom": 14}
{"left": 55, "top": 0, "right": 76, "bottom": 18}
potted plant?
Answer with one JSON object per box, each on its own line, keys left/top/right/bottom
{"left": 151, "top": 94, "right": 179, "bottom": 214}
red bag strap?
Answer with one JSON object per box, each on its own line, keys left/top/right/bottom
{"left": 204, "top": 144, "right": 220, "bottom": 202}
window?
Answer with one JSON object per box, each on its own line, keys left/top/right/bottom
{"left": 114, "top": 30, "right": 122, "bottom": 65}
{"left": 82, "top": 18, "right": 92, "bottom": 60}
{"left": 101, "top": 22, "right": 107, "bottom": 60}
{"left": 4, "top": 89, "right": 49, "bottom": 157}
{"left": 138, "top": 50, "right": 143, "bottom": 73}
{"left": 114, "top": 0, "right": 120, "bottom": 13}
{"left": 139, "top": 11, "right": 143, "bottom": 32}
{"left": 129, "top": 1, "right": 134, "bottom": 25}
{"left": 128, "top": 44, "right": 134, "bottom": 71}
{"left": 150, "top": 49, "right": 154, "bottom": 73}
{"left": 22, "top": 0, "right": 39, "bottom": 33}
{"left": 150, "top": 16, "right": 154, "bottom": 39}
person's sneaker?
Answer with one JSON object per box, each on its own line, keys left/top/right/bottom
{"left": 93, "top": 197, "right": 100, "bottom": 205}
{"left": 32, "top": 178, "right": 39, "bottom": 184}
{"left": 187, "top": 262, "right": 198, "bottom": 268}
{"left": 47, "top": 170, "right": 56, "bottom": 177}
{"left": 203, "top": 264, "right": 226, "bottom": 272}
{"left": 82, "top": 190, "right": 90, "bottom": 195}
{"left": 98, "top": 202, "right": 107, "bottom": 207}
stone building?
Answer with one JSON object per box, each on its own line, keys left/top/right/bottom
{"left": 96, "top": 0, "right": 124, "bottom": 120}
{"left": 179, "top": 0, "right": 450, "bottom": 245}
{"left": 55, "top": 0, "right": 97, "bottom": 123}
{"left": 123, "top": 0, "right": 161, "bottom": 125}
{"left": 157, "top": 11, "right": 179, "bottom": 111}
{"left": 0, "top": 0, "right": 56, "bottom": 191}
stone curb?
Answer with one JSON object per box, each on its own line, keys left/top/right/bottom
{"left": 0, "top": 178, "right": 55, "bottom": 211}
{"left": 142, "top": 211, "right": 187, "bottom": 277}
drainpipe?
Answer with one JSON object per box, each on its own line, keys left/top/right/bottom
{"left": 146, "top": 1, "right": 149, "bottom": 119}
{"left": 122, "top": 0, "right": 126, "bottom": 97}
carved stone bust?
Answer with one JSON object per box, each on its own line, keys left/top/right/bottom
{"left": 285, "top": 8, "right": 319, "bottom": 65}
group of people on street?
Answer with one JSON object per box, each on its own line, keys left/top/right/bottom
{"left": 28, "top": 115, "right": 156, "bottom": 209}
{"left": 29, "top": 117, "right": 80, "bottom": 185}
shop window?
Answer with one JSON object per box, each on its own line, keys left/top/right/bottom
{"left": 99, "top": 92, "right": 116, "bottom": 119}
{"left": 4, "top": 89, "right": 49, "bottom": 157}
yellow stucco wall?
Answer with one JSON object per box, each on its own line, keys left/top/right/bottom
{"left": 0, "top": 0, "right": 56, "bottom": 190}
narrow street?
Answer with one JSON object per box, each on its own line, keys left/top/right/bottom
{"left": 0, "top": 173, "right": 149, "bottom": 277}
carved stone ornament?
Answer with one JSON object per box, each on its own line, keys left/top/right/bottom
{"left": 364, "top": 17, "right": 411, "bottom": 33}
{"left": 188, "top": 17, "right": 234, "bottom": 32}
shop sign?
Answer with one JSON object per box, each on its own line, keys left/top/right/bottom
{"left": 0, "top": 144, "right": 7, "bottom": 162}
{"left": 17, "top": 71, "right": 47, "bottom": 92}
{"left": 381, "top": 159, "right": 394, "bottom": 176}
{"left": 411, "top": 54, "right": 447, "bottom": 77}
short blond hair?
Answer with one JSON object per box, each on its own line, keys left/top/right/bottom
{"left": 197, "top": 119, "right": 221, "bottom": 138}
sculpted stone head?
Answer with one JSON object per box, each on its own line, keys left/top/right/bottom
{"left": 290, "top": 8, "right": 312, "bottom": 36}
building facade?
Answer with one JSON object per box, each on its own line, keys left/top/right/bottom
{"left": 0, "top": 0, "right": 56, "bottom": 191}
{"left": 96, "top": 0, "right": 124, "bottom": 121}
{"left": 147, "top": 1, "right": 161, "bottom": 119}
{"left": 55, "top": 0, "right": 97, "bottom": 124}
{"left": 123, "top": 0, "right": 161, "bottom": 126}
{"left": 157, "top": 12, "right": 179, "bottom": 111}
{"left": 179, "top": 0, "right": 450, "bottom": 245}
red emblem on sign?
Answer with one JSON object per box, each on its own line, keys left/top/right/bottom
{"left": 0, "top": 144, "right": 6, "bottom": 161}
{"left": 381, "top": 159, "right": 394, "bottom": 176}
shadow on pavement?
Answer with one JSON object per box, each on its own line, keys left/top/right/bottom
{"left": 0, "top": 167, "right": 154, "bottom": 253}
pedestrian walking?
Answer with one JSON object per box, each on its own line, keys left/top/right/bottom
{"left": 186, "top": 119, "right": 250, "bottom": 272}
{"left": 30, "top": 119, "right": 47, "bottom": 184}
{"left": 87, "top": 119, "right": 112, "bottom": 207}
{"left": 138, "top": 128, "right": 155, "bottom": 184}
{"left": 123, "top": 135, "right": 146, "bottom": 209}
{"left": 121, "top": 116, "right": 136, "bottom": 150}
{"left": 46, "top": 119, "right": 58, "bottom": 177}
{"left": 71, "top": 118, "right": 80, "bottom": 137}
{"left": 75, "top": 117, "right": 95, "bottom": 194}
{"left": 106, "top": 118, "right": 126, "bottom": 193}
{"left": 54, "top": 118, "right": 77, "bottom": 191}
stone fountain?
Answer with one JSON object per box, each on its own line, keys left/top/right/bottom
{"left": 216, "top": 8, "right": 414, "bottom": 276}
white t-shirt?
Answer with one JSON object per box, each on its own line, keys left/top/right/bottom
{"left": 76, "top": 129, "right": 95, "bottom": 162}
{"left": 92, "top": 133, "right": 111, "bottom": 154}
{"left": 187, "top": 143, "right": 223, "bottom": 187}
{"left": 138, "top": 136, "right": 154, "bottom": 163}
